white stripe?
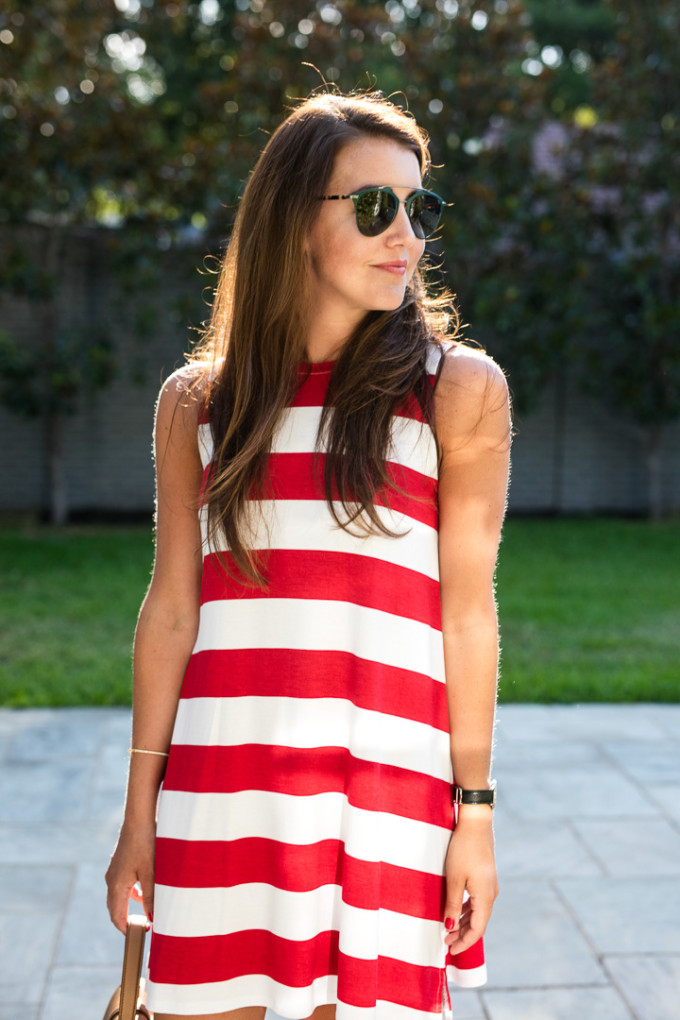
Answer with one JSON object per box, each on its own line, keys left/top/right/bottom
{"left": 148, "top": 976, "right": 446, "bottom": 1020}
{"left": 271, "top": 406, "right": 438, "bottom": 479}
{"left": 448, "top": 962, "right": 488, "bottom": 989}
{"left": 153, "top": 884, "right": 442, "bottom": 968}
{"left": 426, "top": 341, "right": 445, "bottom": 376}
{"left": 197, "top": 421, "right": 212, "bottom": 467}
{"left": 338, "top": 1001, "right": 449, "bottom": 1020}
{"left": 156, "top": 790, "right": 451, "bottom": 873}
{"left": 201, "top": 498, "right": 439, "bottom": 576}
{"left": 389, "top": 413, "right": 438, "bottom": 479}
{"left": 148, "top": 973, "right": 449, "bottom": 1019}
{"left": 147, "top": 973, "right": 337, "bottom": 1016}
{"left": 172, "top": 696, "right": 451, "bottom": 778}
{"left": 198, "top": 407, "right": 438, "bottom": 480}
{"left": 192, "top": 598, "right": 445, "bottom": 682}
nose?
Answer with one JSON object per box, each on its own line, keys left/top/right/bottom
{"left": 387, "top": 199, "right": 422, "bottom": 245}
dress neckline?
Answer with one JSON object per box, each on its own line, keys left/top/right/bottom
{"left": 298, "top": 360, "right": 336, "bottom": 374}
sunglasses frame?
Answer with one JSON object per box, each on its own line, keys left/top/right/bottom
{"left": 318, "top": 186, "right": 446, "bottom": 239}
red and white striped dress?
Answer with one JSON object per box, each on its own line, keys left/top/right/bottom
{"left": 147, "top": 345, "right": 487, "bottom": 1018}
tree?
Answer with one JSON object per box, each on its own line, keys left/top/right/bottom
{"left": 567, "top": 0, "right": 680, "bottom": 518}
{"left": 1, "top": 0, "right": 568, "bottom": 518}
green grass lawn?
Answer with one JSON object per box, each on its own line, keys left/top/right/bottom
{"left": 0, "top": 525, "right": 153, "bottom": 706}
{"left": 496, "top": 518, "right": 679, "bottom": 702}
{"left": 0, "top": 518, "right": 678, "bottom": 706}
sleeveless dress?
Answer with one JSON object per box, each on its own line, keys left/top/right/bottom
{"left": 147, "top": 345, "right": 487, "bottom": 1018}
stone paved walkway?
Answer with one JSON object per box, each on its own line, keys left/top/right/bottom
{"left": 1, "top": 704, "right": 679, "bottom": 1020}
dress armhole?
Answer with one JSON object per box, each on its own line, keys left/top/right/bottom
{"left": 430, "top": 339, "right": 457, "bottom": 394}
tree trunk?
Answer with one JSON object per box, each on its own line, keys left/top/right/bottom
{"left": 645, "top": 423, "right": 663, "bottom": 522}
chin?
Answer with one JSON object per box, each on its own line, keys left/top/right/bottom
{"left": 369, "top": 289, "right": 407, "bottom": 313}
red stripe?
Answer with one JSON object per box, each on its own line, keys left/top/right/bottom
{"left": 149, "top": 929, "right": 444, "bottom": 1010}
{"left": 255, "top": 453, "right": 437, "bottom": 529}
{"left": 180, "top": 649, "right": 449, "bottom": 732}
{"left": 162, "top": 745, "right": 453, "bottom": 828}
{"left": 448, "top": 936, "right": 486, "bottom": 973}
{"left": 149, "top": 928, "right": 338, "bottom": 988}
{"left": 154, "top": 837, "right": 445, "bottom": 919}
{"left": 289, "top": 366, "right": 436, "bottom": 420}
{"left": 199, "top": 452, "right": 437, "bottom": 528}
{"left": 394, "top": 390, "right": 431, "bottom": 423}
{"left": 200, "top": 549, "right": 441, "bottom": 628}
{"left": 201, "top": 369, "right": 435, "bottom": 417}
{"left": 291, "top": 366, "right": 335, "bottom": 406}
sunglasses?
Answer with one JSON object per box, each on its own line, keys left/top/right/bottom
{"left": 318, "top": 186, "right": 445, "bottom": 239}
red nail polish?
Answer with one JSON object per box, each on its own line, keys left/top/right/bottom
{"left": 148, "top": 911, "right": 154, "bottom": 923}
{"left": 445, "top": 917, "right": 454, "bottom": 931}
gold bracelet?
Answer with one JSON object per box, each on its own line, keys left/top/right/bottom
{"left": 128, "top": 747, "right": 169, "bottom": 757}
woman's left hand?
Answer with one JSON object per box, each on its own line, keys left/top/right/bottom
{"left": 442, "top": 809, "right": 498, "bottom": 955}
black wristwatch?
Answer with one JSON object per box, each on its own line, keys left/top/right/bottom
{"left": 452, "top": 779, "right": 497, "bottom": 808}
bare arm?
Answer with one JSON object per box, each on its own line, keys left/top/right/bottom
{"left": 106, "top": 366, "right": 205, "bottom": 932}
{"left": 434, "top": 345, "right": 511, "bottom": 954}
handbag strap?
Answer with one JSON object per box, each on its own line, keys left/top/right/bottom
{"left": 119, "top": 915, "right": 148, "bottom": 1020}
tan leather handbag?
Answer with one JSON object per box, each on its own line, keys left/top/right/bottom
{"left": 102, "top": 914, "right": 153, "bottom": 1020}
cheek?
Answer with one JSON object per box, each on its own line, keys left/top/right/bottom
{"left": 408, "top": 241, "right": 426, "bottom": 280}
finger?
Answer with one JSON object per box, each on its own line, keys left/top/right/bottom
{"left": 139, "top": 871, "right": 155, "bottom": 922}
{"left": 446, "top": 901, "right": 492, "bottom": 952}
{"left": 443, "top": 882, "right": 465, "bottom": 934}
{"left": 108, "top": 885, "right": 131, "bottom": 935}
{"left": 130, "top": 884, "right": 144, "bottom": 903}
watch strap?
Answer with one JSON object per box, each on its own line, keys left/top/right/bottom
{"left": 452, "top": 779, "right": 497, "bottom": 808}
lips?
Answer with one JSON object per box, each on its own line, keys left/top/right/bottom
{"left": 373, "top": 260, "right": 408, "bottom": 274}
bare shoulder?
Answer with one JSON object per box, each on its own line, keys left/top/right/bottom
{"left": 437, "top": 343, "right": 508, "bottom": 400}
{"left": 434, "top": 343, "right": 511, "bottom": 455}
{"left": 156, "top": 361, "right": 211, "bottom": 437}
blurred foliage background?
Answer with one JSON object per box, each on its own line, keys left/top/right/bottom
{"left": 1, "top": 0, "right": 679, "bottom": 520}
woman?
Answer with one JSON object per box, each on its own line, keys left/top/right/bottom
{"left": 106, "top": 90, "right": 510, "bottom": 1020}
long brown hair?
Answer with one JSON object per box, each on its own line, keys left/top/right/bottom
{"left": 193, "top": 90, "right": 459, "bottom": 583}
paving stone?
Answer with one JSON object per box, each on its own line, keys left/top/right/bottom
{"left": 603, "top": 740, "right": 680, "bottom": 785}
{"left": 101, "top": 709, "right": 132, "bottom": 749}
{"left": 0, "top": 911, "right": 60, "bottom": 1005}
{"left": 502, "top": 762, "right": 658, "bottom": 822}
{"left": 88, "top": 743, "right": 128, "bottom": 822}
{"left": 493, "top": 737, "right": 607, "bottom": 769}
{"left": 0, "top": 1007, "right": 39, "bottom": 1020}
{"left": 604, "top": 954, "right": 680, "bottom": 1020}
{"left": 494, "top": 816, "right": 603, "bottom": 879}
{"left": 0, "top": 864, "right": 73, "bottom": 911}
{"left": 7, "top": 708, "right": 108, "bottom": 761}
{"left": 643, "top": 705, "right": 680, "bottom": 742}
{"left": 0, "top": 822, "right": 120, "bottom": 865}
{"left": 0, "top": 760, "right": 92, "bottom": 823}
{"left": 40, "top": 964, "right": 122, "bottom": 1020}
{"left": 482, "top": 880, "right": 608, "bottom": 989}
{"left": 645, "top": 783, "right": 680, "bottom": 825}
{"left": 482, "top": 985, "right": 634, "bottom": 1019}
{"left": 573, "top": 818, "right": 680, "bottom": 877}
{"left": 56, "top": 862, "right": 144, "bottom": 966}
{"left": 496, "top": 704, "right": 668, "bottom": 744}
{"left": 446, "top": 988, "right": 485, "bottom": 1019}
{"left": 556, "top": 878, "right": 680, "bottom": 954}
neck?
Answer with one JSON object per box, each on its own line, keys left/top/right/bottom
{"left": 304, "top": 304, "right": 365, "bottom": 364}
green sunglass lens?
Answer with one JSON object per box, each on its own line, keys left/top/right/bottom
{"left": 353, "top": 189, "right": 442, "bottom": 238}
{"left": 355, "top": 190, "right": 397, "bottom": 236}
{"left": 409, "top": 193, "right": 442, "bottom": 239}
